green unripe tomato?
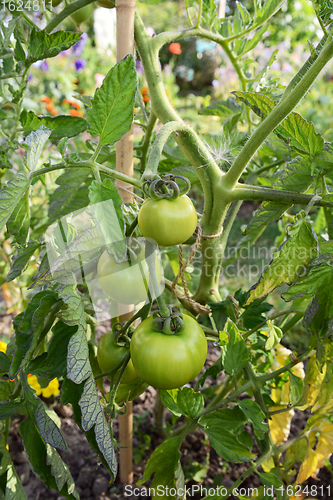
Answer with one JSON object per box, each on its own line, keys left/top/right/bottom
{"left": 70, "top": 3, "right": 94, "bottom": 25}
{"left": 97, "top": 331, "right": 140, "bottom": 385}
{"left": 130, "top": 314, "right": 207, "bottom": 389}
{"left": 96, "top": 0, "right": 115, "bottom": 7}
{"left": 138, "top": 195, "right": 197, "bottom": 246}
{"left": 97, "top": 245, "right": 162, "bottom": 305}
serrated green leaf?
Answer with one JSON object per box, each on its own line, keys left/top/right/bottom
{"left": 88, "top": 178, "right": 126, "bottom": 262}
{"left": 48, "top": 168, "right": 90, "bottom": 223}
{"left": 0, "top": 173, "right": 30, "bottom": 234}
{"left": 199, "top": 424, "right": 256, "bottom": 462}
{"left": 233, "top": 92, "right": 324, "bottom": 156}
{"left": 176, "top": 387, "right": 204, "bottom": 419}
{"left": 220, "top": 319, "right": 249, "bottom": 376}
{"left": 61, "top": 377, "right": 117, "bottom": 478}
{"left": 9, "top": 291, "right": 61, "bottom": 378}
{"left": 19, "top": 416, "right": 79, "bottom": 500}
{"left": 58, "top": 285, "right": 90, "bottom": 384}
{"left": 6, "top": 240, "right": 40, "bottom": 282}
{"left": 160, "top": 389, "right": 182, "bottom": 417}
{"left": 199, "top": 407, "right": 247, "bottom": 434}
{"left": 238, "top": 399, "right": 268, "bottom": 438}
{"left": 87, "top": 55, "right": 137, "bottom": 146}
{"left": 256, "top": 471, "right": 283, "bottom": 488}
{"left": 20, "top": 110, "right": 87, "bottom": 140}
{"left": 26, "top": 29, "right": 81, "bottom": 66}
{"left": 209, "top": 298, "right": 238, "bottom": 331}
{"left": 199, "top": 98, "right": 241, "bottom": 118}
{"left": 0, "top": 399, "right": 24, "bottom": 419}
{"left": 6, "top": 192, "right": 30, "bottom": 245}
{"left": 246, "top": 216, "right": 319, "bottom": 305}
{"left": 265, "top": 320, "right": 283, "bottom": 350}
{"left": 0, "top": 352, "right": 10, "bottom": 376}
{"left": 137, "top": 436, "right": 182, "bottom": 498}
{"left": 289, "top": 371, "right": 304, "bottom": 406}
{"left": 282, "top": 253, "right": 333, "bottom": 338}
{"left": 22, "top": 127, "right": 52, "bottom": 172}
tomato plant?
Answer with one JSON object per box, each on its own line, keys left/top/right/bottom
{"left": 130, "top": 313, "right": 207, "bottom": 389}
{"left": 2, "top": 0, "right": 333, "bottom": 497}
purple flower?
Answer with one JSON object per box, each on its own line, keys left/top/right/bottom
{"left": 40, "top": 60, "right": 49, "bottom": 71}
{"left": 27, "top": 73, "right": 33, "bottom": 82}
{"left": 73, "top": 33, "right": 88, "bottom": 56}
{"left": 135, "top": 59, "right": 144, "bottom": 74}
{"left": 75, "top": 59, "right": 86, "bottom": 71}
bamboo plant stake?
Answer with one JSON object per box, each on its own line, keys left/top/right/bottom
{"left": 115, "top": 0, "right": 136, "bottom": 485}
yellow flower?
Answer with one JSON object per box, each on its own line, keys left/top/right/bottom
{"left": 27, "top": 374, "right": 60, "bottom": 398}
{"left": 0, "top": 340, "right": 7, "bottom": 353}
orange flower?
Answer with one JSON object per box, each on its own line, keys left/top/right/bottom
{"left": 46, "top": 103, "right": 55, "bottom": 112}
{"left": 62, "top": 98, "right": 70, "bottom": 105}
{"left": 70, "top": 109, "right": 84, "bottom": 116}
{"left": 41, "top": 96, "right": 52, "bottom": 103}
{"left": 169, "top": 42, "right": 182, "bottom": 55}
{"left": 141, "top": 87, "right": 148, "bottom": 95}
{"left": 50, "top": 108, "right": 58, "bottom": 116}
{"left": 69, "top": 100, "right": 81, "bottom": 110}
{"left": 143, "top": 95, "right": 150, "bottom": 103}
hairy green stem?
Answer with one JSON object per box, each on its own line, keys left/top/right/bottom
{"left": 258, "top": 350, "right": 315, "bottom": 384}
{"left": 231, "top": 184, "right": 333, "bottom": 208}
{"left": 140, "top": 111, "right": 158, "bottom": 173}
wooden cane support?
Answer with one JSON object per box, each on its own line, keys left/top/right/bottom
{"left": 115, "top": 0, "right": 136, "bottom": 485}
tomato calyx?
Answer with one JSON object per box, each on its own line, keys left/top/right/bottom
{"left": 112, "top": 322, "right": 132, "bottom": 347}
{"left": 142, "top": 174, "right": 191, "bottom": 201}
{"left": 152, "top": 308, "right": 185, "bottom": 335}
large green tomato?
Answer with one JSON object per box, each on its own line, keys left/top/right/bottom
{"left": 97, "top": 331, "right": 140, "bottom": 385}
{"left": 97, "top": 245, "right": 162, "bottom": 305}
{"left": 70, "top": 3, "right": 94, "bottom": 25}
{"left": 138, "top": 195, "right": 197, "bottom": 246}
{"left": 130, "top": 314, "right": 207, "bottom": 389}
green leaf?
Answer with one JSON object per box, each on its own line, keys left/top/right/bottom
{"left": 282, "top": 253, "right": 333, "bottom": 338}
{"left": 0, "top": 399, "right": 24, "bottom": 419}
{"left": 256, "top": 471, "right": 283, "bottom": 488}
{"left": 87, "top": 55, "right": 137, "bottom": 146}
{"left": 246, "top": 215, "right": 319, "bottom": 305}
{"left": 235, "top": 291, "right": 272, "bottom": 330}
{"left": 20, "top": 110, "right": 87, "bottom": 140}
{"left": 22, "top": 127, "right": 52, "bottom": 172}
{"left": 233, "top": 92, "right": 324, "bottom": 156}
{"left": 176, "top": 387, "right": 204, "bottom": 419}
{"left": 6, "top": 192, "right": 30, "bottom": 245}
{"left": 209, "top": 297, "right": 238, "bottom": 331}
{"left": 237, "top": 399, "right": 268, "bottom": 439}
{"left": 24, "top": 386, "right": 67, "bottom": 452}
{"left": 19, "top": 416, "right": 79, "bottom": 500}
{"left": 199, "top": 407, "right": 247, "bottom": 434}
{"left": 0, "top": 173, "right": 30, "bottom": 234}
{"left": 160, "top": 389, "right": 182, "bottom": 417}
{"left": 289, "top": 371, "right": 304, "bottom": 406}
{"left": 220, "top": 319, "right": 249, "bottom": 376}
{"left": 137, "top": 436, "right": 183, "bottom": 498}
{"left": 48, "top": 168, "right": 90, "bottom": 222}
{"left": 199, "top": 98, "right": 241, "bottom": 119}
{"left": 6, "top": 240, "right": 40, "bottom": 282}
{"left": 198, "top": 424, "right": 256, "bottom": 462}
{"left": 88, "top": 178, "right": 126, "bottom": 262}
{"left": 58, "top": 285, "right": 90, "bottom": 384}
{"left": 26, "top": 29, "right": 81, "bottom": 66}
{"left": 9, "top": 291, "right": 61, "bottom": 378}
{"left": 14, "top": 38, "right": 25, "bottom": 62}
{"left": 62, "top": 377, "right": 117, "bottom": 478}
{"left": 0, "top": 352, "right": 10, "bottom": 376}
{"left": 265, "top": 320, "right": 283, "bottom": 350}
{"left": 244, "top": 157, "right": 314, "bottom": 236}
